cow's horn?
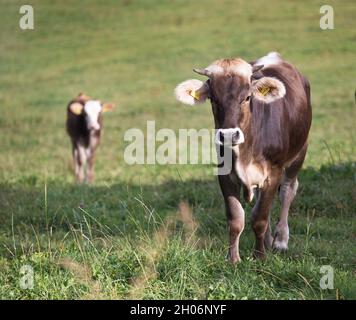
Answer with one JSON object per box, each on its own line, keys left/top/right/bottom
{"left": 193, "top": 68, "right": 212, "bottom": 77}
{"left": 252, "top": 64, "right": 264, "bottom": 73}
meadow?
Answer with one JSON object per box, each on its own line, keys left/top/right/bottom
{"left": 0, "top": 0, "right": 355, "bottom": 299}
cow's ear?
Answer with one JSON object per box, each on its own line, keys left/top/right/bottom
{"left": 102, "top": 102, "right": 115, "bottom": 113}
{"left": 174, "top": 79, "right": 209, "bottom": 106}
{"left": 69, "top": 102, "right": 84, "bottom": 115}
{"left": 76, "top": 93, "right": 91, "bottom": 102}
{"left": 251, "top": 77, "right": 286, "bottom": 103}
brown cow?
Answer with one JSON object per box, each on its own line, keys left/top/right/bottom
{"left": 175, "top": 52, "right": 312, "bottom": 263}
{"left": 66, "top": 93, "right": 114, "bottom": 183}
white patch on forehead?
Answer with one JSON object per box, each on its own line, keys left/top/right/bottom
{"left": 255, "top": 51, "right": 282, "bottom": 68}
{"left": 84, "top": 100, "right": 102, "bottom": 130}
{"left": 229, "top": 63, "right": 252, "bottom": 78}
{"left": 85, "top": 100, "right": 101, "bottom": 114}
{"left": 206, "top": 62, "right": 252, "bottom": 78}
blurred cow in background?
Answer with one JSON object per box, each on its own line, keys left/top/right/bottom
{"left": 66, "top": 93, "right": 114, "bottom": 183}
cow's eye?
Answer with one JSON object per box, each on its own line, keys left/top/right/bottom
{"left": 239, "top": 96, "right": 250, "bottom": 104}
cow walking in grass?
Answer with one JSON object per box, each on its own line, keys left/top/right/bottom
{"left": 175, "top": 52, "right": 312, "bottom": 263}
{"left": 66, "top": 93, "right": 114, "bottom": 183}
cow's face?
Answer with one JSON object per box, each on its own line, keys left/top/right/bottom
{"left": 206, "top": 60, "right": 253, "bottom": 146}
{"left": 84, "top": 100, "right": 102, "bottom": 131}
{"left": 175, "top": 58, "right": 286, "bottom": 147}
{"left": 69, "top": 95, "right": 115, "bottom": 131}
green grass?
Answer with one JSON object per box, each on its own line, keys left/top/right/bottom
{"left": 0, "top": 0, "right": 355, "bottom": 299}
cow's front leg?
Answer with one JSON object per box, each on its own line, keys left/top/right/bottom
{"left": 86, "top": 149, "right": 95, "bottom": 184}
{"left": 74, "top": 144, "right": 86, "bottom": 183}
{"left": 264, "top": 216, "right": 273, "bottom": 250}
{"left": 252, "top": 171, "right": 281, "bottom": 259}
{"left": 218, "top": 175, "right": 244, "bottom": 264}
{"left": 254, "top": 188, "right": 273, "bottom": 250}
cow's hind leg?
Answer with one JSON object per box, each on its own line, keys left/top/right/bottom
{"left": 273, "top": 143, "right": 308, "bottom": 251}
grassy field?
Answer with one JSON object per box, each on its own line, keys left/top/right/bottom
{"left": 0, "top": 0, "right": 355, "bottom": 299}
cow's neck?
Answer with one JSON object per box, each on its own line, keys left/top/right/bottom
{"left": 231, "top": 103, "right": 268, "bottom": 202}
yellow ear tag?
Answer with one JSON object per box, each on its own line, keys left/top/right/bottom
{"left": 189, "top": 90, "right": 200, "bottom": 101}
{"left": 259, "top": 87, "right": 270, "bottom": 96}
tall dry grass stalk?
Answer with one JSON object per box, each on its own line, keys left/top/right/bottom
{"left": 57, "top": 257, "right": 103, "bottom": 299}
{"left": 128, "top": 200, "right": 198, "bottom": 299}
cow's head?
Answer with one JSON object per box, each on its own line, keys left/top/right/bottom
{"left": 69, "top": 93, "right": 115, "bottom": 131}
{"left": 175, "top": 58, "right": 286, "bottom": 146}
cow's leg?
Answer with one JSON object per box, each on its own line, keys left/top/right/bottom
{"left": 254, "top": 188, "right": 273, "bottom": 250}
{"left": 74, "top": 144, "right": 86, "bottom": 183}
{"left": 73, "top": 146, "right": 83, "bottom": 183}
{"left": 218, "top": 174, "right": 244, "bottom": 264}
{"left": 273, "top": 143, "right": 308, "bottom": 251}
{"left": 87, "top": 134, "right": 100, "bottom": 184}
{"left": 273, "top": 176, "right": 298, "bottom": 251}
{"left": 73, "top": 146, "right": 79, "bottom": 177}
{"left": 86, "top": 149, "right": 95, "bottom": 184}
{"left": 252, "top": 170, "right": 282, "bottom": 259}
{"left": 264, "top": 216, "right": 274, "bottom": 250}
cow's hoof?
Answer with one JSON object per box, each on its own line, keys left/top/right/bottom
{"left": 272, "top": 240, "right": 288, "bottom": 252}
{"left": 272, "top": 225, "right": 289, "bottom": 252}
{"left": 253, "top": 250, "right": 266, "bottom": 260}
{"left": 231, "top": 256, "right": 241, "bottom": 264}
{"left": 272, "top": 234, "right": 288, "bottom": 252}
{"left": 264, "top": 234, "right": 273, "bottom": 250}
{"left": 226, "top": 252, "right": 241, "bottom": 264}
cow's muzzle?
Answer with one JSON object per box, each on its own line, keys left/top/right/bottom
{"left": 215, "top": 128, "right": 245, "bottom": 146}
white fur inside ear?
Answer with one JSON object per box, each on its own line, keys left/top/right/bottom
{"left": 174, "top": 79, "right": 208, "bottom": 106}
{"left": 252, "top": 77, "right": 286, "bottom": 103}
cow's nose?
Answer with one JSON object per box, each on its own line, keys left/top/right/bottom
{"left": 215, "top": 128, "right": 244, "bottom": 146}
{"left": 231, "top": 130, "right": 240, "bottom": 146}
{"left": 88, "top": 124, "right": 100, "bottom": 131}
